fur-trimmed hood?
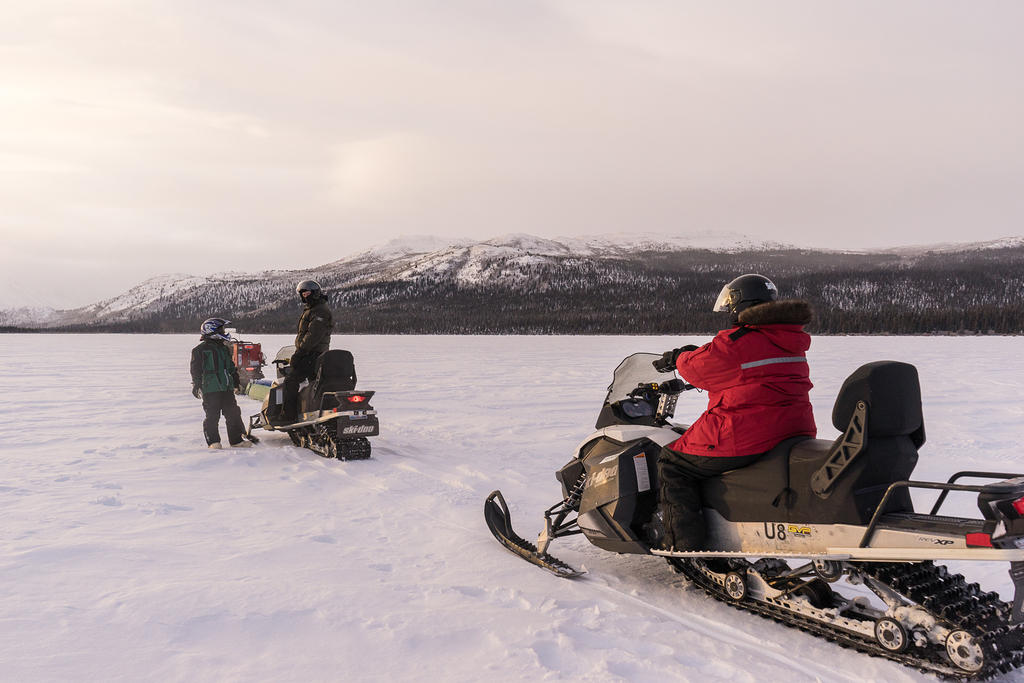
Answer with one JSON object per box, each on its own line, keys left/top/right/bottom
{"left": 737, "top": 299, "right": 813, "bottom": 326}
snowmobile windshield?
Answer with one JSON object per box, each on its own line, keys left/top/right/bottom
{"left": 603, "top": 353, "right": 677, "bottom": 405}
{"left": 274, "top": 345, "right": 296, "bottom": 363}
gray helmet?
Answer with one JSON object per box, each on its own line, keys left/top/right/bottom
{"left": 296, "top": 279, "right": 323, "bottom": 301}
{"left": 713, "top": 274, "right": 778, "bottom": 314}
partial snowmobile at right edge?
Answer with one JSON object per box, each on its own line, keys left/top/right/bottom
{"left": 484, "top": 353, "right": 1024, "bottom": 679}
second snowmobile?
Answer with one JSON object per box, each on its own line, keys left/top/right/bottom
{"left": 228, "top": 335, "right": 266, "bottom": 395}
{"left": 485, "top": 353, "right": 1024, "bottom": 678}
{"left": 247, "top": 345, "right": 379, "bottom": 460}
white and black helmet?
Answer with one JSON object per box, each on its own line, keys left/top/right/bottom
{"left": 200, "top": 317, "right": 232, "bottom": 341}
{"left": 713, "top": 274, "right": 778, "bottom": 314}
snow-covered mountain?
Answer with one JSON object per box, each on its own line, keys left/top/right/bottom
{"left": 3, "top": 232, "right": 1022, "bottom": 334}
{"left": 0, "top": 305, "right": 62, "bottom": 328}
{"left": 882, "top": 235, "right": 1024, "bottom": 255}
{"left": 0, "top": 276, "right": 62, "bottom": 326}
{"left": 346, "top": 230, "right": 793, "bottom": 262}
{"left": 1, "top": 232, "right": 791, "bottom": 327}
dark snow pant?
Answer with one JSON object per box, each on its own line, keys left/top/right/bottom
{"left": 202, "top": 390, "right": 245, "bottom": 446}
{"left": 282, "top": 352, "right": 318, "bottom": 421}
{"left": 657, "top": 446, "right": 765, "bottom": 550}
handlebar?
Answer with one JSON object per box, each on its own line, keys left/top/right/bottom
{"left": 628, "top": 379, "right": 694, "bottom": 398}
{"left": 661, "top": 378, "right": 695, "bottom": 393}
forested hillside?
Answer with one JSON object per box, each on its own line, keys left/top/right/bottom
{"left": 47, "top": 244, "right": 1024, "bottom": 335}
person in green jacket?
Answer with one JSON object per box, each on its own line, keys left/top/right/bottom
{"left": 190, "top": 318, "right": 251, "bottom": 449}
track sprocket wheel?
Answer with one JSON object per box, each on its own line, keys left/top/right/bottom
{"left": 875, "top": 618, "right": 909, "bottom": 653}
{"left": 724, "top": 572, "right": 747, "bottom": 601}
{"left": 946, "top": 630, "right": 985, "bottom": 673}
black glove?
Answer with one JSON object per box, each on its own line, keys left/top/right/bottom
{"left": 653, "top": 350, "right": 679, "bottom": 373}
{"left": 652, "top": 345, "right": 700, "bottom": 373}
{"left": 192, "top": 384, "right": 202, "bottom": 399}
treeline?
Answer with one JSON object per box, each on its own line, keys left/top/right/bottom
{"left": 48, "top": 247, "right": 1024, "bottom": 335}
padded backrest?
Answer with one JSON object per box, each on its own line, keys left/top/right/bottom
{"left": 313, "top": 350, "right": 356, "bottom": 395}
{"left": 832, "top": 361, "right": 925, "bottom": 447}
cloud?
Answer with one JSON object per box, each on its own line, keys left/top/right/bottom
{"left": 2, "top": 1, "right": 1023, "bottom": 307}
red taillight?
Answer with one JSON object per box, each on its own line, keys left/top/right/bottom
{"left": 348, "top": 395, "right": 367, "bottom": 403}
{"left": 1013, "top": 496, "right": 1024, "bottom": 516}
{"left": 966, "top": 533, "right": 994, "bottom": 547}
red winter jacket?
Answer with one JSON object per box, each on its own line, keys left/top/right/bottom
{"left": 668, "top": 300, "right": 816, "bottom": 458}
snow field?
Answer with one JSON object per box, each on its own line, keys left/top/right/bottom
{"left": 0, "top": 334, "right": 1021, "bottom": 682}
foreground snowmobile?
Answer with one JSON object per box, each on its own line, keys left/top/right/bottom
{"left": 485, "top": 353, "right": 1024, "bottom": 678}
{"left": 247, "top": 345, "right": 379, "bottom": 460}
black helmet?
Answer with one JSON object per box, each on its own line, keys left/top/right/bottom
{"left": 296, "top": 279, "right": 323, "bottom": 301}
{"left": 713, "top": 274, "right": 778, "bottom": 314}
{"left": 200, "top": 317, "right": 232, "bottom": 341}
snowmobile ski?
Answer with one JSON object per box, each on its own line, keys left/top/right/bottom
{"left": 484, "top": 491, "right": 583, "bottom": 578}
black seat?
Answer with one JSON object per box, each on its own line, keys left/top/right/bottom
{"left": 313, "top": 350, "right": 357, "bottom": 394}
{"left": 298, "top": 350, "right": 357, "bottom": 412}
{"left": 701, "top": 361, "right": 924, "bottom": 524}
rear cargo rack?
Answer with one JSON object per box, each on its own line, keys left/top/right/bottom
{"left": 860, "top": 472, "right": 1024, "bottom": 548}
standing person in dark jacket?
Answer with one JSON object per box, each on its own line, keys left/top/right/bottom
{"left": 281, "top": 279, "right": 333, "bottom": 421}
{"left": 652, "top": 274, "right": 815, "bottom": 550}
{"left": 190, "top": 318, "right": 251, "bottom": 449}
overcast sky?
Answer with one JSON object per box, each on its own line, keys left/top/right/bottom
{"left": 3, "top": 1, "right": 1023, "bottom": 308}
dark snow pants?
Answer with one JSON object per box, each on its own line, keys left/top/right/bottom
{"left": 657, "top": 446, "right": 764, "bottom": 550}
{"left": 282, "top": 352, "right": 318, "bottom": 420}
{"left": 202, "top": 390, "right": 245, "bottom": 446}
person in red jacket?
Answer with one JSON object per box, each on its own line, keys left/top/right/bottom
{"left": 652, "top": 274, "right": 815, "bottom": 550}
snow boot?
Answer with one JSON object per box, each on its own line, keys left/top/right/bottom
{"left": 208, "top": 442, "right": 223, "bottom": 450}
{"left": 643, "top": 510, "right": 668, "bottom": 548}
{"left": 230, "top": 440, "right": 253, "bottom": 448}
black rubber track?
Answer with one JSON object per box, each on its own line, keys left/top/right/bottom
{"left": 669, "top": 558, "right": 1024, "bottom": 681}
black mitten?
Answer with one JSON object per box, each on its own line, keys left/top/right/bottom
{"left": 652, "top": 350, "right": 680, "bottom": 373}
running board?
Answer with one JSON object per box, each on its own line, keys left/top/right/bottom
{"left": 256, "top": 411, "right": 362, "bottom": 431}
{"left": 650, "top": 547, "right": 1024, "bottom": 562}
{"left": 828, "top": 547, "right": 1024, "bottom": 561}
{"left": 651, "top": 549, "right": 852, "bottom": 560}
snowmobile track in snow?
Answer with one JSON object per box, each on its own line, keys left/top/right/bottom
{"left": 579, "top": 567, "right": 864, "bottom": 682}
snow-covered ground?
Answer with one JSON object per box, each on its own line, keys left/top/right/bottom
{"left": 1, "top": 334, "right": 1022, "bottom": 683}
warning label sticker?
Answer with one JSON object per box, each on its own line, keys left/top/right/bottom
{"left": 633, "top": 453, "right": 651, "bottom": 493}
